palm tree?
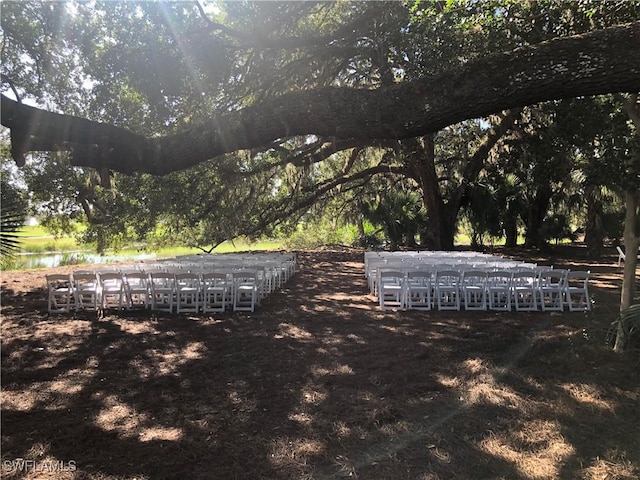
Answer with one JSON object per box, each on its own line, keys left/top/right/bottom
{"left": 361, "top": 189, "right": 425, "bottom": 250}
{"left": 1, "top": 187, "right": 26, "bottom": 261}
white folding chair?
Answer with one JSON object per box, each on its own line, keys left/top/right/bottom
{"left": 250, "top": 265, "right": 267, "bottom": 303}
{"left": 73, "top": 272, "right": 100, "bottom": 311}
{"left": 487, "top": 271, "right": 512, "bottom": 311}
{"left": 565, "top": 270, "right": 591, "bottom": 312}
{"left": 261, "top": 261, "right": 279, "bottom": 294}
{"left": 616, "top": 245, "right": 640, "bottom": 266}
{"left": 201, "top": 272, "right": 230, "bottom": 313}
{"left": 377, "top": 269, "right": 406, "bottom": 310}
{"left": 47, "top": 274, "right": 75, "bottom": 313}
{"left": 123, "top": 271, "right": 150, "bottom": 309}
{"left": 368, "top": 259, "right": 387, "bottom": 295}
{"left": 278, "top": 255, "right": 294, "bottom": 287}
{"left": 405, "top": 270, "right": 433, "bottom": 310}
{"left": 175, "top": 272, "right": 200, "bottom": 314}
{"left": 150, "top": 272, "right": 176, "bottom": 312}
{"left": 233, "top": 270, "right": 259, "bottom": 312}
{"left": 538, "top": 269, "right": 567, "bottom": 312}
{"left": 512, "top": 270, "right": 538, "bottom": 311}
{"left": 99, "top": 272, "right": 126, "bottom": 310}
{"left": 461, "top": 270, "right": 488, "bottom": 311}
{"left": 434, "top": 270, "right": 461, "bottom": 311}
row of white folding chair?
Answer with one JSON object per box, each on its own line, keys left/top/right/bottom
{"left": 199, "top": 266, "right": 272, "bottom": 299}
{"left": 369, "top": 260, "right": 535, "bottom": 297}
{"left": 378, "top": 269, "right": 494, "bottom": 311}
{"left": 202, "top": 269, "right": 267, "bottom": 312}
{"left": 46, "top": 269, "right": 263, "bottom": 314}
{"left": 365, "top": 252, "right": 517, "bottom": 276}
{"left": 176, "top": 252, "right": 296, "bottom": 267}
{"left": 79, "top": 269, "right": 260, "bottom": 314}
{"left": 378, "top": 268, "right": 494, "bottom": 312}
{"left": 406, "top": 268, "right": 590, "bottom": 312}
{"left": 147, "top": 270, "right": 261, "bottom": 313}
{"left": 365, "top": 251, "right": 506, "bottom": 264}
{"left": 197, "top": 269, "right": 261, "bottom": 312}
{"left": 138, "top": 261, "right": 284, "bottom": 297}
{"left": 118, "top": 261, "right": 273, "bottom": 299}
{"left": 211, "top": 253, "right": 296, "bottom": 282}
{"left": 46, "top": 271, "right": 127, "bottom": 313}
{"left": 377, "top": 268, "right": 590, "bottom": 312}
{"left": 161, "top": 252, "right": 296, "bottom": 284}
{"left": 77, "top": 269, "right": 158, "bottom": 311}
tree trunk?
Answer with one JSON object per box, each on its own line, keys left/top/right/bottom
{"left": 96, "top": 228, "right": 107, "bottom": 255}
{"left": 403, "top": 136, "right": 456, "bottom": 251}
{"left": 357, "top": 217, "right": 365, "bottom": 239}
{"left": 613, "top": 190, "right": 640, "bottom": 353}
{"left": 584, "top": 186, "right": 604, "bottom": 258}
{"left": 504, "top": 210, "right": 519, "bottom": 248}
{"left": 438, "top": 206, "right": 457, "bottom": 251}
{"left": 524, "top": 189, "right": 551, "bottom": 249}
{"left": 405, "top": 225, "right": 418, "bottom": 249}
{"left": 614, "top": 94, "right": 640, "bottom": 352}
{"left": 406, "top": 110, "right": 521, "bottom": 251}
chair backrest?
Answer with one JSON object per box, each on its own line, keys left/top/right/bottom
{"left": 124, "top": 271, "right": 148, "bottom": 282}
{"left": 47, "top": 274, "right": 73, "bottom": 288}
{"left": 435, "top": 270, "right": 460, "bottom": 285}
{"left": 234, "top": 270, "right": 257, "bottom": 283}
{"left": 487, "top": 271, "right": 512, "bottom": 287}
{"left": 462, "top": 270, "right": 488, "bottom": 286}
{"left": 99, "top": 272, "right": 124, "bottom": 289}
{"left": 99, "top": 272, "right": 123, "bottom": 281}
{"left": 202, "top": 272, "right": 228, "bottom": 285}
{"left": 378, "top": 270, "right": 405, "bottom": 284}
{"left": 72, "top": 269, "right": 93, "bottom": 275}
{"left": 150, "top": 272, "right": 176, "bottom": 288}
{"left": 175, "top": 272, "right": 200, "bottom": 288}
{"left": 407, "top": 270, "right": 433, "bottom": 281}
{"left": 539, "top": 268, "right": 567, "bottom": 283}
{"left": 73, "top": 272, "right": 98, "bottom": 289}
{"left": 511, "top": 270, "right": 538, "bottom": 286}
{"left": 566, "top": 270, "right": 590, "bottom": 287}
{"left": 406, "top": 270, "right": 433, "bottom": 289}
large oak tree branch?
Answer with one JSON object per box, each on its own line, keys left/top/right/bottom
{"left": 2, "top": 22, "right": 640, "bottom": 175}
{"left": 248, "top": 163, "right": 406, "bottom": 234}
{"left": 454, "top": 108, "right": 523, "bottom": 209}
{"left": 240, "top": 138, "right": 398, "bottom": 177}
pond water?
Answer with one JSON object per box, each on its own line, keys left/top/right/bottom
{"left": 17, "top": 251, "right": 157, "bottom": 269}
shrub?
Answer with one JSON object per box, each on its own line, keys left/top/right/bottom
{"left": 356, "top": 233, "right": 384, "bottom": 249}
{"left": 59, "top": 252, "right": 90, "bottom": 266}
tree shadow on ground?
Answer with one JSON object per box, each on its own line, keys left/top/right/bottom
{"left": 1, "top": 248, "right": 638, "bottom": 479}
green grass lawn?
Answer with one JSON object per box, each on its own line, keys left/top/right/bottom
{"left": 7, "top": 226, "right": 286, "bottom": 270}
{"left": 14, "top": 225, "right": 284, "bottom": 255}
{"left": 15, "top": 225, "right": 84, "bottom": 253}
{"left": 151, "top": 239, "right": 284, "bottom": 258}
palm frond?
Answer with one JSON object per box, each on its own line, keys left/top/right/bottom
{"left": 0, "top": 189, "right": 26, "bottom": 258}
{"left": 621, "top": 303, "right": 640, "bottom": 334}
{"left": 609, "top": 274, "right": 640, "bottom": 349}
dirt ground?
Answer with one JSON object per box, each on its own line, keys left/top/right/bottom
{"left": 1, "top": 246, "right": 639, "bottom": 480}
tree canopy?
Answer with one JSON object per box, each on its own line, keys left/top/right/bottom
{"left": 2, "top": 19, "right": 640, "bottom": 174}
{"left": 2, "top": 0, "right": 639, "bottom": 251}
